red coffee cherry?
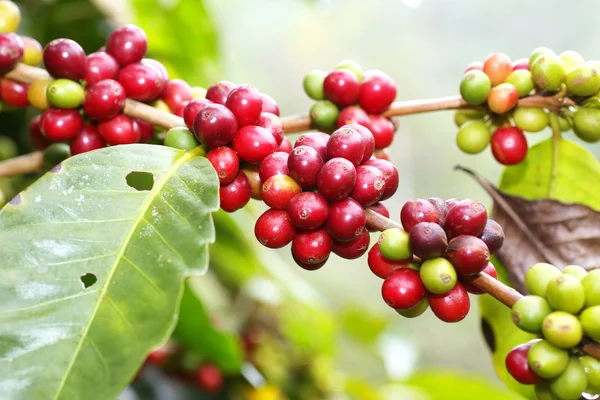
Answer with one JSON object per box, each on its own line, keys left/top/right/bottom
{"left": 232, "top": 125, "right": 277, "bottom": 164}
{"left": 70, "top": 124, "right": 106, "bottom": 155}
{"left": 194, "top": 363, "right": 223, "bottom": 393}
{"left": 381, "top": 269, "right": 426, "bottom": 309}
{"left": 43, "top": 39, "right": 86, "bottom": 81}
{"left": 259, "top": 151, "right": 289, "bottom": 181}
{"left": 464, "top": 61, "right": 484, "bottom": 73}
{"left": 323, "top": 69, "right": 360, "bottom": 107}
{"left": 491, "top": 126, "right": 528, "bottom": 165}
{"left": 0, "top": 78, "right": 29, "bottom": 107}
{"left": 351, "top": 165, "right": 386, "bottom": 206}
{"left": 362, "top": 158, "right": 398, "bottom": 200}
{"left": 409, "top": 222, "right": 448, "bottom": 260}
{"left": 141, "top": 59, "right": 169, "bottom": 90}
{"left": 206, "top": 80, "right": 236, "bottom": 105}
{"left": 261, "top": 175, "right": 302, "bottom": 210}
{"left": 118, "top": 62, "right": 166, "bottom": 102}
{"left": 287, "top": 192, "right": 329, "bottom": 230}
{"left": 183, "top": 98, "right": 212, "bottom": 131}
{"left": 133, "top": 119, "right": 154, "bottom": 143}
{"left": 83, "top": 79, "right": 126, "bottom": 121}
{"left": 325, "top": 198, "right": 366, "bottom": 242}
{"left": 512, "top": 58, "right": 529, "bottom": 71}
{"left": 368, "top": 243, "right": 411, "bottom": 279}
{"left": 29, "top": 115, "right": 51, "bottom": 150}
{"left": 461, "top": 262, "right": 498, "bottom": 294}
{"left": 40, "top": 108, "right": 83, "bottom": 141}
{"left": 445, "top": 198, "right": 461, "bottom": 211}
{"left": 428, "top": 282, "right": 470, "bottom": 323}
{"left": 97, "top": 114, "right": 140, "bottom": 145}
{"left": 84, "top": 52, "right": 119, "bottom": 86}
{"left": 346, "top": 123, "right": 375, "bottom": 163}
{"left": 317, "top": 157, "right": 357, "bottom": 202}
{"left": 359, "top": 70, "right": 397, "bottom": 114}
{"left": 505, "top": 342, "right": 542, "bottom": 385}
{"left": 145, "top": 344, "right": 173, "bottom": 367}
{"left": 367, "top": 202, "right": 390, "bottom": 219}
{"left": 206, "top": 146, "right": 239, "bottom": 185}
{"left": 287, "top": 145, "right": 323, "bottom": 189}
{"left": 219, "top": 171, "right": 251, "bottom": 212}
{"left": 332, "top": 229, "right": 370, "bottom": 259}
{"left": 256, "top": 112, "right": 284, "bottom": 144}
{"left": 225, "top": 84, "right": 262, "bottom": 127}
{"left": 326, "top": 126, "right": 365, "bottom": 166}
{"left": 106, "top": 25, "right": 148, "bottom": 66}
{"left": 0, "top": 33, "right": 24, "bottom": 75}
{"left": 337, "top": 106, "right": 369, "bottom": 127}
{"left": 294, "top": 132, "right": 329, "bottom": 160}
{"left": 260, "top": 93, "right": 279, "bottom": 116}
{"left": 291, "top": 229, "right": 332, "bottom": 268}
{"left": 444, "top": 199, "right": 487, "bottom": 238}
{"left": 445, "top": 235, "right": 490, "bottom": 276}
{"left": 193, "top": 104, "right": 238, "bottom": 148}
{"left": 480, "top": 219, "right": 505, "bottom": 253}
{"left": 278, "top": 138, "right": 292, "bottom": 154}
{"left": 367, "top": 115, "right": 395, "bottom": 149}
{"left": 162, "top": 79, "right": 193, "bottom": 112}
{"left": 254, "top": 209, "right": 296, "bottom": 249}
{"left": 400, "top": 199, "right": 440, "bottom": 232}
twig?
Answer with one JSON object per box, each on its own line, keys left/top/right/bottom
{"left": 0, "top": 151, "right": 43, "bottom": 177}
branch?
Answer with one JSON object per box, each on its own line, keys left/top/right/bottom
{"left": 0, "top": 151, "right": 43, "bottom": 177}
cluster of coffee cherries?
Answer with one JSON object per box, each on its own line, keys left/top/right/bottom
{"left": 505, "top": 263, "right": 600, "bottom": 400}
{"left": 370, "top": 198, "right": 503, "bottom": 322}
{"left": 253, "top": 124, "right": 398, "bottom": 269}
{"left": 302, "top": 61, "right": 397, "bottom": 158}
{"left": 456, "top": 48, "right": 600, "bottom": 166}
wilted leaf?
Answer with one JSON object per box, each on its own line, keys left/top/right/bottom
{"left": 0, "top": 145, "right": 219, "bottom": 399}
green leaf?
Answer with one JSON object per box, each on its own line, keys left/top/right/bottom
{"left": 341, "top": 306, "right": 388, "bottom": 345}
{"left": 0, "top": 144, "right": 219, "bottom": 400}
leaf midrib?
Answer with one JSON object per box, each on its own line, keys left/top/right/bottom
{"left": 53, "top": 147, "right": 205, "bottom": 399}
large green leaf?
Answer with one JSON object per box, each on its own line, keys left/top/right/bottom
{"left": 0, "top": 144, "right": 219, "bottom": 399}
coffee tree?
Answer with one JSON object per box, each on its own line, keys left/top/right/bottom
{"left": 1, "top": 1, "right": 600, "bottom": 399}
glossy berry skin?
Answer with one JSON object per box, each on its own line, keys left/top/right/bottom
{"left": 428, "top": 282, "right": 470, "bottom": 323}
{"left": 259, "top": 151, "right": 289, "bottom": 181}
{"left": 29, "top": 115, "right": 51, "bottom": 150}
{"left": 362, "top": 158, "right": 398, "bottom": 200}
{"left": 134, "top": 119, "right": 154, "bottom": 143}
{"left": 445, "top": 235, "right": 490, "bottom": 276}
{"left": 400, "top": 199, "right": 440, "bottom": 232}
{"left": 367, "top": 115, "right": 395, "bottom": 149}
{"left": 0, "top": 32, "right": 23, "bottom": 75}
{"left": 254, "top": 209, "right": 296, "bottom": 249}
{"left": 444, "top": 199, "right": 487, "bottom": 238}
{"left": 0, "top": 79, "right": 28, "bottom": 107}
{"left": 106, "top": 25, "right": 148, "bottom": 66}
{"left": 287, "top": 146, "right": 323, "bottom": 189}
{"left": 480, "top": 219, "right": 505, "bottom": 253}
{"left": 491, "top": 126, "right": 528, "bottom": 165}
{"left": 40, "top": 108, "right": 83, "bottom": 141}
{"left": 487, "top": 83, "right": 519, "bottom": 114}
{"left": 261, "top": 175, "right": 301, "bottom": 210}
{"left": 359, "top": 70, "right": 397, "bottom": 114}
{"left": 368, "top": 243, "right": 411, "bottom": 279}
{"left": 84, "top": 52, "right": 119, "bottom": 86}
{"left": 409, "top": 222, "right": 448, "bottom": 260}
{"left": 292, "top": 229, "right": 332, "bottom": 267}
{"left": 141, "top": 58, "right": 169, "bottom": 88}
{"left": 351, "top": 165, "right": 385, "bottom": 206}
{"left": 294, "top": 132, "right": 329, "bottom": 160}
{"left": 338, "top": 106, "right": 370, "bottom": 127}
{"left": 367, "top": 202, "right": 390, "bottom": 218}
{"left": 83, "top": 79, "right": 126, "bottom": 121}
{"left": 483, "top": 52, "right": 513, "bottom": 86}
{"left": 256, "top": 112, "right": 284, "bottom": 144}
{"left": 219, "top": 171, "right": 251, "bottom": 212}
{"left": 332, "top": 229, "right": 370, "bottom": 259}
{"left": 162, "top": 79, "right": 193, "bottom": 112}
{"left": 260, "top": 93, "right": 279, "bottom": 116}
{"left": 326, "top": 126, "right": 365, "bottom": 166}
{"left": 206, "top": 146, "right": 239, "bottom": 185}
{"left": 43, "top": 39, "right": 86, "bottom": 81}
{"left": 118, "top": 62, "right": 166, "bottom": 102}
{"left": 323, "top": 69, "right": 360, "bottom": 107}
{"left": 232, "top": 125, "right": 277, "bottom": 164}
{"left": 317, "top": 158, "right": 357, "bottom": 202}
{"left": 347, "top": 123, "right": 375, "bottom": 163}
{"left": 97, "top": 114, "right": 140, "bottom": 145}
{"left": 183, "top": 98, "right": 212, "bottom": 130}
{"left": 206, "top": 80, "right": 236, "bottom": 105}
{"left": 512, "top": 58, "right": 530, "bottom": 71}
{"left": 225, "top": 84, "right": 262, "bottom": 126}
{"left": 325, "top": 198, "right": 366, "bottom": 242}
{"left": 70, "top": 124, "right": 106, "bottom": 155}
{"left": 287, "top": 192, "right": 329, "bottom": 230}
{"left": 381, "top": 269, "right": 426, "bottom": 310}
{"left": 193, "top": 104, "right": 238, "bottom": 148}
{"left": 505, "top": 343, "right": 542, "bottom": 385}
{"left": 461, "top": 262, "right": 498, "bottom": 294}
{"left": 194, "top": 363, "right": 223, "bottom": 393}
{"left": 278, "top": 138, "right": 292, "bottom": 153}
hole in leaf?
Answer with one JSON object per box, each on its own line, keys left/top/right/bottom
{"left": 481, "top": 317, "right": 496, "bottom": 353}
{"left": 8, "top": 194, "right": 21, "bottom": 206}
{"left": 80, "top": 273, "right": 97, "bottom": 289}
{"left": 126, "top": 171, "right": 154, "bottom": 191}
{"left": 50, "top": 163, "right": 62, "bottom": 173}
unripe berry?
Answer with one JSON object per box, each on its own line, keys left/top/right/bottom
{"left": 259, "top": 151, "right": 289, "bottom": 181}
{"left": 27, "top": 78, "right": 52, "bottom": 110}
{"left": 529, "top": 47, "right": 554, "bottom": 69}
{"left": 525, "top": 263, "right": 562, "bottom": 297}
{"left": 378, "top": 228, "right": 411, "bottom": 261}
{"left": 219, "top": 171, "right": 251, "bottom": 212}
{"left": 97, "top": 114, "right": 140, "bottom": 145}
{"left": 183, "top": 99, "right": 212, "bottom": 130}
{"left": 85, "top": 52, "right": 119, "bottom": 86}
{"left": 542, "top": 311, "right": 583, "bottom": 349}
{"left": 70, "top": 124, "right": 106, "bottom": 155}
{"left": 381, "top": 269, "right": 426, "bottom": 310}
{"left": 303, "top": 69, "right": 326, "bottom": 100}
{"left": 43, "top": 39, "right": 86, "bottom": 81}
{"left": 428, "top": 282, "right": 470, "bottom": 323}
{"left": 527, "top": 340, "right": 569, "bottom": 379}
{"left": 491, "top": 126, "right": 528, "bottom": 165}
{"left": 573, "top": 107, "right": 600, "bottom": 143}
{"left": 261, "top": 175, "right": 302, "bottom": 210}
{"left": 260, "top": 93, "right": 279, "bottom": 116}
{"left": 83, "top": 79, "right": 126, "bottom": 121}
{"left": 366, "top": 115, "right": 395, "bottom": 149}
{"left": 545, "top": 274, "right": 585, "bottom": 314}
{"left": 335, "top": 60, "right": 362, "bottom": 80}
{"left": 505, "top": 70, "right": 534, "bottom": 97}
{"left": 581, "top": 306, "right": 600, "bottom": 342}
{"left": 445, "top": 235, "right": 490, "bottom": 276}
{"left": 206, "top": 146, "right": 239, "bottom": 185}
{"left": 359, "top": 70, "right": 396, "bottom": 114}
{"left": 326, "top": 126, "right": 364, "bottom": 166}
{"left": 337, "top": 106, "right": 369, "bottom": 127}
{"left": 367, "top": 243, "right": 411, "bottom": 279}
{"left": 454, "top": 109, "right": 487, "bottom": 127}
{"left": 256, "top": 112, "right": 284, "bottom": 144}
{"left": 310, "top": 100, "right": 339, "bottom": 130}
{"left": 459, "top": 70, "right": 491, "bottom": 105}
{"left": 291, "top": 229, "right": 332, "bottom": 268}
{"left": 511, "top": 295, "right": 552, "bottom": 333}
{"left": 480, "top": 219, "right": 504, "bottom": 253}
{"left": 560, "top": 50, "right": 585, "bottom": 72}
{"left": 317, "top": 157, "right": 357, "bottom": 202}
{"left": 40, "top": 108, "right": 83, "bottom": 142}
{"left": 0, "top": 1, "right": 21, "bottom": 33}
{"left": 206, "top": 80, "right": 236, "bottom": 105}
{"left": 0, "top": 33, "right": 23, "bottom": 74}
{"left": 193, "top": 104, "right": 238, "bottom": 148}
{"left": 226, "top": 84, "right": 262, "bottom": 127}
{"left": 487, "top": 83, "right": 519, "bottom": 114}
{"left": 255, "top": 209, "right": 296, "bottom": 249}
{"left": 287, "top": 192, "right": 329, "bottom": 230}
{"left": 456, "top": 120, "right": 490, "bottom": 154}
{"left": 332, "top": 229, "right": 370, "bottom": 259}
{"left": 397, "top": 299, "right": 429, "bottom": 318}
{"left": 287, "top": 145, "right": 323, "bottom": 189}
{"left": 548, "top": 358, "right": 587, "bottom": 400}
{"left": 106, "top": 25, "right": 148, "bottom": 66}
{"left": 362, "top": 158, "right": 398, "bottom": 200}
{"left": 513, "top": 107, "right": 548, "bottom": 133}
{"left": 444, "top": 199, "right": 487, "bottom": 238}
{"left": 420, "top": 257, "right": 457, "bottom": 294}
{"left": 232, "top": 125, "right": 277, "bottom": 164}
{"left": 409, "top": 222, "right": 448, "bottom": 260}
{"left": 562, "top": 265, "right": 587, "bottom": 281}
{"left": 323, "top": 69, "right": 360, "bottom": 107}
{"left": 531, "top": 53, "right": 566, "bottom": 92}
{"left": 483, "top": 52, "right": 512, "bottom": 86}
{"left": 43, "top": 143, "right": 71, "bottom": 170}
{"left": 505, "top": 342, "right": 542, "bottom": 385}
{"left": 582, "top": 270, "right": 600, "bottom": 307}
{"left": 164, "top": 127, "right": 198, "bottom": 150}
{"left": 294, "top": 132, "right": 329, "bottom": 160}
{"left": 326, "top": 198, "right": 366, "bottom": 242}
{"left": 46, "top": 78, "right": 84, "bottom": 109}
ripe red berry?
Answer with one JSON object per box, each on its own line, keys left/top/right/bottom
{"left": 118, "top": 62, "right": 166, "bottom": 102}
{"left": 206, "top": 80, "right": 236, "bottom": 105}
{"left": 292, "top": 229, "right": 332, "bottom": 268}
{"left": 445, "top": 235, "right": 490, "bottom": 276}
{"left": 444, "top": 199, "right": 487, "bottom": 238}
{"left": 133, "top": 119, "right": 154, "bottom": 143}
{"left": 367, "top": 202, "right": 390, "bottom": 219}
{"left": 461, "top": 262, "right": 498, "bottom": 294}
{"left": 381, "top": 269, "right": 426, "bottom": 309}
{"left": 141, "top": 59, "right": 169, "bottom": 90}
{"left": 162, "top": 79, "right": 193, "bottom": 112}
{"left": 225, "top": 84, "right": 262, "bottom": 127}
{"left": 193, "top": 104, "right": 238, "bottom": 148}
{"left": 84, "top": 52, "right": 119, "bottom": 86}
{"left": 346, "top": 123, "right": 375, "bottom": 163}
{"left": 254, "top": 209, "right": 296, "bottom": 249}
{"left": 97, "top": 114, "right": 140, "bottom": 145}
{"left": 43, "top": 39, "right": 86, "bottom": 81}
{"left": 194, "top": 363, "right": 223, "bottom": 393}
{"left": 351, "top": 165, "right": 386, "bottom": 206}
{"left": 332, "top": 229, "right": 370, "bottom": 259}
{"left": 232, "top": 125, "right": 277, "bottom": 164}
{"left": 337, "top": 106, "right": 370, "bottom": 127}
{"left": 106, "top": 25, "right": 148, "bottom": 66}
{"left": 317, "top": 157, "right": 357, "bottom": 202}
{"left": 206, "top": 146, "right": 239, "bottom": 185}
{"left": 259, "top": 151, "right": 289, "bottom": 181}
{"left": 0, "top": 78, "right": 29, "bottom": 107}
{"left": 29, "top": 115, "right": 51, "bottom": 150}
{"left": 367, "top": 115, "right": 395, "bottom": 149}
{"left": 83, "top": 79, "right": 126, "bottom": 121}
{"left": 287, "top": 192, "right": 329, "bottom": 230}
{"left": 445, "top": 198, "right": 461, "bottom": 211}
{"left": 359, "top": 70, "right": 397, "bottom": 114}
{"left": 146, "top": 344, "right": 174, "bottom": 367}
{"left": 512, "top": 58, "right": 529, "bottom": 71}
{"left": 278, "top": 138, "right": 292, "bottom": 154}
{"left": 400, "top": 199, "right": 440, "bottom": 232}
{"left": 256, "top": 112, "right": 284, "bottom": 144}
{"left": 70, "top": 124, "right": 106, "bottom": 155}
{"left": 287, "top": 145, "right": 323, "bottom": 189}
{"left": 323, "top": 69, "right": 360, "bottom": 107}
{"left": 325, "top": 198, "right": 366, "bottom": 242}
{"left": 505, "top": 343, "right": 542, "bottom": 385}
{"left": 409, "top": 222, "right": 448, "bottom": 260}
{"left": 40, "top": 108, "right": 83, "bottom": 141}
{"left": 183, "top": 98, "right": 212, "bottom": 130}
{"left": 491, "top": 126, "right": 528, "bottom": 165}
{"left": 260, "top": 93, "right": 279, "bottom": 116}
{"left": 294, "top": 132, "right": 329, "bottom": 160}
{"left": 368, "top": 243, "right": 411, "bottom": 279}
{"left": 480, "top": 219, "right": 505, "bottom": 253}
{"left": 0, "top": 33, "right": 24, "bottom": 75}
{"left": 219, "top": 171, "right": 251, "bottom": 212}
{"left": 428, "top": 282, "right": 470, "bottom": 322}
{"left": 464, "top": 61, "right": 484, "bottom": 73}
{"left": 261, "top": 175, "right": 302, "bottom": 210}
{"left": 362, "top": 158, "right": 398, "bottom": 200}
{"left": 326, "top": 126, "right": 364, "bottom": 166}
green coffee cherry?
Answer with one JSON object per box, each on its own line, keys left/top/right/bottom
{"left": 0, "top": 135, "right": 18, "bottom": 161}
{"left": 534, "top": 382, "right": 561, "bottom": 400}
{"left": 580, "top": 356, "right": 600, "bottom": 388}
{"left": 549, "top": 358, "right": 588, "bottom": 400}
{"left": 560, "top": 50, "right": 585, "bottom": 72}
{"left": 546, "top": 274, "right": 585, "bottom": 314}
{"left": 152, "top": 99, "right": 171, "bottom": 114}
{"left": 531, "top": 53, "right": 566, "bottom": 92}
{"left": 335, "top": 60, "right": 362, "bottom": 81}
{"left": 513, "top": 107, "right": 549, "bottom": 133}
{"left": 456, "top": 120, "right": 490, "bottom": 154}
{"left": 309, "top": 100, "right": 339, "bottom": 130}
{"left": 529, "top": 47, "right": 555, "bottom": 69}
{"left": 566, "top": 63, "right": 600, "bottom": 96}
{"left": 459, "top": 70, "right": 491, "bottom": 105}
{"left": 505, "top": 70, "right": 534, "bottom": 97}
{"left": 542, "top": 311, "right": 583, "bottom": 349}
{"left": 453, "top": 109, "right": 486, "bottom": 127}
{"left": 581, "top": 306, "right": 600, "bottom": 342}
{"left": 562, "top": 265, "right": 588, "bottom": 281}
{"left": 525, "top": 263, "right": 562, "bottom": 297}
{"left": 528, "top": 340, "right": 569, "bottom": 379}
{"left": 582, "top": 270, "right": 600, "bottom": 307}
{"left": 419, "top": 258, "right": 457, "bottom": 294}
{"left": 573, "top": 107, "right": 600, "bottom": 143}
{"left": 397, "top": 298, "right": 429, "bottom": 318}
{"left": 46, "top": 79, "right": 85, "bottom": 109}
{"left": 557, "top": 115, "right": 572, "bottom": 132}
{"left": 378, "top": 229, "right": 411, "bottom": 261}
{"left": 164, "top": 127, "right": 199, "bottom": 150}
{"left": 43, "top": 143, "right": 71, "bottom": 170}
{"left": 303, "top": 69, "right": 327, "bottom": 100}
{"left": 511, "top": 295, "right": 552, "bottom": 333}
